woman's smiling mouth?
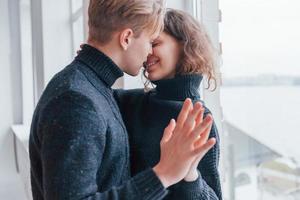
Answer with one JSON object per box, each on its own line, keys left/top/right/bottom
{"left": 145, "top": 57, "right": 160, "bottom": 72}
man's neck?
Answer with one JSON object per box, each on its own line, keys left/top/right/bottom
{"left": 87, "top": 40, "right": 125, "bottom": 72}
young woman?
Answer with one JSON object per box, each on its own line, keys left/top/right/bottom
{"left": 114, "top": 8, "right": 222, "bottom": 200}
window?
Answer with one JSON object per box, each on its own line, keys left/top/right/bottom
{"left": 17, "top": 0, "right": 87, "bottom": 124}
{"left": 20, "top": 0, "right": 34, "bottom": 125}
{"left": 192, "top": 0, "right": 226, "bottom": 193}
{"left": 70, "top": 0, "right": 86, "bottom": 57}
{"left": 220, "top": 0, "right": 300, "bottom": 199}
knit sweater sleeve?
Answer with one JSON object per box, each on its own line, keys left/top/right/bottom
{"left": 39, "top": 90, "right": 167, "bottom": 200}
{"left": 167, "top": 120, "right": 222, "bottom": 200}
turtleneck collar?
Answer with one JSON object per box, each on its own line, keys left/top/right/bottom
{"left": 75, "top": 44, "right": 124, "bottom": 87}
{"left": 152, "top": 74, "right": 203, "bottom": 101}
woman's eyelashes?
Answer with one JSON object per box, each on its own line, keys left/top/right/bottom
{"left": 151, "top": 39, "right": 161, "bottom": 48}
{"left": 152, "top": 42, "right": 159, "bottom": 48}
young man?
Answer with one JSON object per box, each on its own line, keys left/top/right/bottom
{"left": 29, "top": 0, "right": 216, "bottom": 199}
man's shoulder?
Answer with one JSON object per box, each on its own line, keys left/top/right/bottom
{"left": 45, "top": 63, "right": 108, "bottom": 98}
{"left": 37, "top": 66, "right": 111, "bottom": 121}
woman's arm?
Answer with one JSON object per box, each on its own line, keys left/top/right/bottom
{"left": 114, "top": 89, "right": 222, "bottom": 199}
{"left": 167, "top": 120, "right": 222, "bottom": 200}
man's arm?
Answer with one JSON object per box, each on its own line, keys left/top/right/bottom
{"left": 39, "top": 90, "right": 167, "bottom": 200}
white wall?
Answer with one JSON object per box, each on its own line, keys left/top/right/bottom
{"left": 0, "top": 0, "right": 73, "bottom": 199}
{"left": 30, "top": 0, "right": 74, "bottom": 101}
{"left": 42, "top": 0, "right": 73, "bottom": 85}
{"left": 20, "top": 0, "right": 34, "bottom": 125}
{"left": 166, "top": 0, "right": 190, "bottom": 11}
{"left": 0, "top": 0, "right": 19, "bottom": 179}
{"left": 0, "top": 0, "right": 27, "bottom": 199}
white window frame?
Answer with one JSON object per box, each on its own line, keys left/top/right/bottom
{"left": 11, "top": 1, "right": 227, "bottom": 198}
{"left": 70, "top": 0, "right": 86, "bottom": 57}
{"left": 15, "top": 0, "right": 86, "bottom": 127}
{"left": 192, "top": 0, "right": 229, "bottom": 199}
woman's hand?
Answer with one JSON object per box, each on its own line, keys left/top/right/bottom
{"left": 76, "top": 43, "right": 85, "bottom": 55}
{"left": 153, "top": 99, "right": 215, "bottom": 188}
{"left": 184, "top": 108, "right": 216, "bottom": 182}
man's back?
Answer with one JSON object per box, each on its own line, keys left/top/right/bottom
{"left": 29, "top": 42, "right": 219, "bottom": 200}
{"left": 29, "top": 45, "right": 167, "bottom": 199}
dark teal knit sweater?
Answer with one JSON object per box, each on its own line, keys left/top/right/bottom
{"left": 114, "top": 74, "right": 222, "bottom": 200}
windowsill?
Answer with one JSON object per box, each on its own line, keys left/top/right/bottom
{"left": 11, "top": 124, "right": 32, "bottom": 200}
{"left": 11, "top": 124, "right": 30, "bottom": 152}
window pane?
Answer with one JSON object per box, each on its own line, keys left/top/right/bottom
{"left": 20, "top": 0, "right": 34, "bottom": 124}
{"left": 72, "top": 15, "right": 84, "bottom": 56}
{"left": 71, "top": 0, "right": 83, "bottom": 13}
{"left": 220, "top": 0, "right": 300, "bottom": 199}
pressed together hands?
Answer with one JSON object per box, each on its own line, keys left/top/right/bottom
{"left": 153, "top": 98, "right": 216, "bottom": 188}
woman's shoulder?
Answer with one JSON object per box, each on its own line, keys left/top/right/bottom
{"left": 113, "top": 88, "right": 150, "bottom": 107}
{"left": 113, "top": 88, "right": 145, "bottom": 98}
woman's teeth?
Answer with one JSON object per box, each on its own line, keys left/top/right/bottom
{"left": 146, "top": 61, "right": 158, "bottom": 68}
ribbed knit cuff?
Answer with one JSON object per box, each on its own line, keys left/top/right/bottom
{"left": 132, "top": 168, "right": 168, "bottom": 200}
{"left": 174, "top": 170, "right": 203, "bottom": 199}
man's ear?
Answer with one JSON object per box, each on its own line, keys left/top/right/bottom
{"left": 119, "top": 28, "right": 134, "bottom": 51}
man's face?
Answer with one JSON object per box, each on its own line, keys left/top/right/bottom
{"left": 122, "top": 30, "right": 159, "bottom": 76}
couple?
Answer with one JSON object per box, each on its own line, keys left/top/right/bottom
{"left": 29, "top": 0, "right": 222, "bottom": 200}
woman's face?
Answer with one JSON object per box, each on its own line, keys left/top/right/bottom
{"left": 144, "top": 32, "right": 182, "bottom": 81}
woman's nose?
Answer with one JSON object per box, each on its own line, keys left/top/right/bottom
{"left": 148, "top": 48, "right": 153, "bottom": 55}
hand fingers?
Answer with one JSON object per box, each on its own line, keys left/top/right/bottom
{"left": 189, "top": 115, "right": 213, "bottom": 141}
{"left": 200, "top": 117, "right": 213, "bottom": 143}
{"left": 195, "top": 106, "right": 204, "bottom": 127}
{"left": 191, "top": 137, "right": 216, "bottom": 168}
{"left": 161, "top": 119, "right": 176, "bottom": 143}
{"left": 176, "top": 98, "right": 193, "bottom": 128}
{"left": 194, "top": 123, "right": 212, "bottom": 148}
{"left": 182, "top": 103, "right": 202, "bottom": 135}
{"left": 77, "top": 44, "right": 85, "bottom": 55}
{"left": 192, "top": 138, "right": 216, "bottom": 157}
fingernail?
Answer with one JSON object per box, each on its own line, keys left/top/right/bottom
{"left": 186, "top": 98, "right": 191, "bottom": 103}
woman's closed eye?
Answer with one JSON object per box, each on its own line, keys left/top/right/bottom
{"left": 152, "top": 42, "right": 159, "bottom": 47}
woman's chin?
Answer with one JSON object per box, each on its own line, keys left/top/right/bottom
{"left": 147, "top": 73, "right": 158, "bottom": 82}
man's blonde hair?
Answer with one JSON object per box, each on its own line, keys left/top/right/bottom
{"left": 88, "top": 0, "right": 165, "bottom": 44}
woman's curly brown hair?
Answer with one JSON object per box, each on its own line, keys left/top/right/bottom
{"left": 143, "top": 8, "right": 217, "bottom": 91}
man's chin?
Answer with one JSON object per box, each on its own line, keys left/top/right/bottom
{"left": 124, "top": 68, "right": 141, "bottom": 77}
